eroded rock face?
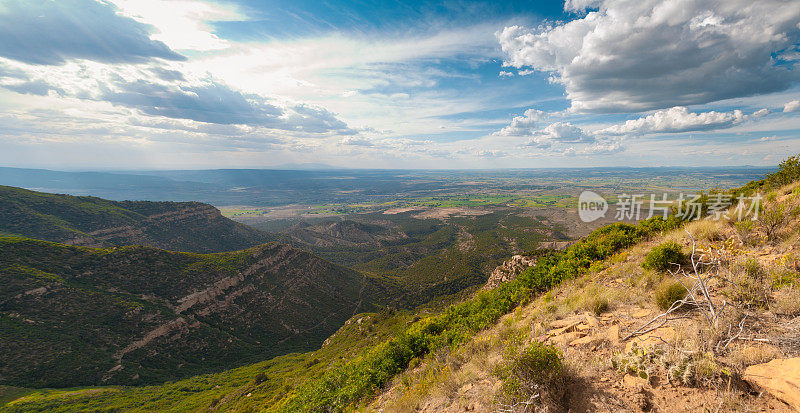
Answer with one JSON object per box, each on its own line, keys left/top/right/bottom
{"left": 483, "top": 254, "right": 537, "bottom": 289}
{"left": 62, "top": 203, "right": 269, "bottom": 252}
{"left": 744, "top": 358, "right": 800, "bottom": 410}
{"left": 282, "top": 220, "right": 408, "bottom": 248}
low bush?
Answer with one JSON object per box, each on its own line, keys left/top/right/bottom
{"left": 642, "top": 242, "right": 687, "bottom": 272}
{"left": 771, "top": 262, "right": 799, "bottom": 288}
{"left": 496, "top": 343, "right": 565, "bottom": 410}
{"left": 253, "top": 372, "right": 269, "bottom": 385}
{"left": 737, "top": 154, "right": 800, "bottom": 194}
{"left": 758, "top": 204, "right": 785, "bottom": 241}
{"left": 654, "top": 279, "right": 687, "bottom": 310}
{"left": 769, "top": 155, "right": 800, "bottom": 188}
{"left": 734, "top": 220, "right": 756, "bottom": 245}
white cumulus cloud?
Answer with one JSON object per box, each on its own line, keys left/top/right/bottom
{"left": 497, "top": 0, "right": 800, "bottom": 112}
{"left": 784, "top": 100, "right": 800, "bottom": 113}
{"left": 493, "top": 108, "right": 545, "bottom": 136}
{"left": 597, "top": 106, "right": 769, "bottom": 136}
{"left": 529, "top": 122, "right": 594, "bottom": 144}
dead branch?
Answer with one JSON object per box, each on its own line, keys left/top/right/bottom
{"left": 623, "top": 230, "right": 746, "bottom": 355}
{"left": 496, "top": 393, "right": 539, "bottom": 413}
{"left": 717, "top": 316, "right": 747, "bottom": 352}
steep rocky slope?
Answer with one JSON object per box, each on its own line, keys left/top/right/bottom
{"left": 0, "top": 237, "right": 379, "bottom": 387}
{"left": 0, "top": 185, "right": 270, "bottom": 253}
{"left": 369, "top": 185, "right": 800, "bottom": 412}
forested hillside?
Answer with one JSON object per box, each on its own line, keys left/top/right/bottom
{"left": 0, "top": 186, "right": 270, "bottom": 253}
{"left": 0, "top": 238, "right": 379, "bottom": 387}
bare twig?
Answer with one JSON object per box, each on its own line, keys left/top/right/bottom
{"left": 496, "top": 392, "right": 539, "bottom": 413}
{"left": 717, "top": 316, "right": 747, "bottom": 352}
{"left": 622, "top": 298, "right": 691, "bottom": 341}
{"left": 624, "top": 231, "right": 736, "bottom": 351}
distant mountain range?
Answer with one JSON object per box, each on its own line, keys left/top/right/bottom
{"left": 269, "top": 163, "right": 346, "bottom": 170}
{"left": 0, "top": 166, "right": 772, "bottom": 207}
{"left": 0, "top": 185, "right": 270, "bottom": 253}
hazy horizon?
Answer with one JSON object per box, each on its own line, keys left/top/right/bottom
{"left": 0, "top": 164, "right": 779, "bottom": 173}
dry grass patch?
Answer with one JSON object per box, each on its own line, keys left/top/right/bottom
{"left": 685, "top": 219, "right": 728, "bottom": 243}
{"left": 654, "top": 278, "right": 688, "bottom": 310}
{"left": 727, "top": 343, "right": 783, "bottom": 372}
{"left": 771, "top": 284, "right": 800, "bottom": 316}
{"left": 722, "top": 257, "right": 771, "bottom": 309}
{"left": 574, "top": 284, "right": 617, "bottom": 315}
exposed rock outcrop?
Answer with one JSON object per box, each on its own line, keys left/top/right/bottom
{"left": 483, "top": 241, "right": 573, "bottom": 290}
{"left": 483, "top": 254, "right": 537, "bottom": 289}
{"left": 744, "top": 358, "right": 800, "bottom": 410}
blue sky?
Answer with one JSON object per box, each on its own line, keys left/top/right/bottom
{"left": 0, "top": 0, "right": 798, "bottom": 169}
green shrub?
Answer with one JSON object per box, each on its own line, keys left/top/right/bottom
{"left": 734, "top": 220, "right": 756, "bottom": 245}
{"left": 738, "top": 154, "right": 800, "bottom": 194}
{"left": 759, "top": 204, "right": 785, "bottom": 240}
{"left": 497, "top": 343, "right": 564, "bottom": 408}
{"left": 654, "top": 279, "right": 687, "bottom": 310}
{"left": 770, "top": 263, "right": 800, "bottom": 288}
{"left": 639, "top": 214, "right": 683, "bottom": 233}
{"left": 253, "top": 372, "right": 269, "bottom": 385}
{"left": 643, "top": 242, "right": 687, "bottom": 272}
{"left": 769, "top": 155, "right": 800, "bottom": 187}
